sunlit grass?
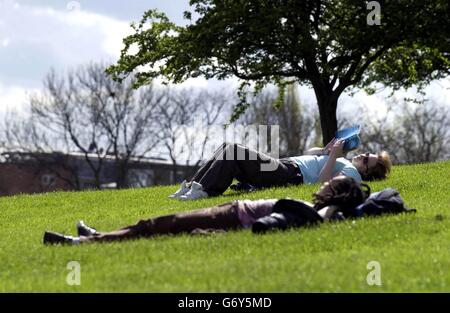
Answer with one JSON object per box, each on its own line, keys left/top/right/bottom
{"left": 0, "top": 160, "right": 449, "bottom": 292}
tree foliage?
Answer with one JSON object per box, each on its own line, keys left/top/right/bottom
{"left": 107, "top": 0, "right": 450, "bottom": 144}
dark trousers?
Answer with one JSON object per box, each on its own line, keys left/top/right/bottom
{"left": 188, "top": 143, "right": 302, "bottom": 196}
{"left": 86, "top": 202, "right": 241, "bottom": 242}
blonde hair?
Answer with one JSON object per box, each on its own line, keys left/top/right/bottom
{"left": 364, "top": 151, "right": 392, "bottom": 181}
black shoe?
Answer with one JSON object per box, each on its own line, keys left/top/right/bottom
{"left": 76, "top": 220, "right": 98, "bottom": 237}
{"left": 43, "top": 231, "right": 79, "bottom": 245}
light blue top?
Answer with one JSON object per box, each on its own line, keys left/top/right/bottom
{"left": 291, "top": 155, "right": 361, "bottom": 184}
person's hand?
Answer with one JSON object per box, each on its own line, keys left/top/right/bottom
{"left": 322, "top": 138, "right": 337, "bottom": 155}
{"left": 329, "top": 139, "right": 345, "bottom": 158}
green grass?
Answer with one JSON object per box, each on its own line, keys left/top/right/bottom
{"left": 0, "top": 160, "right": 449, "bottom": 292}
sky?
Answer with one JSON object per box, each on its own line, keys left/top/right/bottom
{"left": 0, "top": 0, "right": 200, "bottom": 112}
{"left": 0, "top": 0, "right": 449, "bottom": 118}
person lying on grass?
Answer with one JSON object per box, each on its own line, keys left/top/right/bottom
{"left": 170, "top": 139, "right": 391, "bottom": 200}
{"left": 43, "top": 175, "right": 370, "bottom": 245}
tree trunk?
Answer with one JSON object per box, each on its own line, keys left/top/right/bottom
{"left": 171, "top": 163, "right": 178, "bottom": 184}
{"left": 116, "top": 162, "right": 129, "bottom": 189}
{"left": 94, "top": 171, "right": 101, "bottom": 189}
{"left": 315, "top": 91, "right": 338, "bottom": 146}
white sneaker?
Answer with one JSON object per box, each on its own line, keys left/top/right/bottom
{"left": 179, "top": 181, "right": 208, "bottom": 201}
{"left": 169, "top": 180, "right": 191, "bottom": 198}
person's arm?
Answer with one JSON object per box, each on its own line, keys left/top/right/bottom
{"left": 338, "top": 166, "right": 362, "bottom": 183}
{"left": 304, "top": 147, "right": 326, "bottom": 155}
{"left": 304, "top": 138, "right": 337, "bottom": 156}
{"left": 317, "top": 205, "right": 339, "bottom": 220}
{"left": 318, "top": 139, "right": 345, "bottom": 183}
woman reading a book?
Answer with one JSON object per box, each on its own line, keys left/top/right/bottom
{"left": 43, "top": 175, "right": 370, "bottom": 245}
{"left": 169, "top": 137, "right": 391, "bottom": 200}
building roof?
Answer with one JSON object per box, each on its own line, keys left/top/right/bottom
{"left": 0, "top": 151, "right": 198, "bottom": 168}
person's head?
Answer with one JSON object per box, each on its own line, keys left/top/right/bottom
{"left": 352, "top": 151, "right": 392, "bottom": 181}
{"left": 313, "top": 175, "right": 370, "bottom": 211}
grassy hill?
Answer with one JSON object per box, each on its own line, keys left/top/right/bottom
{"left": 0, "top": 160, "right": 449, "bottom": 292}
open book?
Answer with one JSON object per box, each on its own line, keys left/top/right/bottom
{"left": 335, "top": 125, "right": 361, "bottom": 151}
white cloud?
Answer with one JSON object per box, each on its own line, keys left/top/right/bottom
{"left": 0, "top": 1, "right": 134, "bottom": 87}
{"left": 28, "top": 5, "right": 133, "bottom": 58}
{"left": 0, "top": 83, "right": 37, "bottom": 113}
{"left": 1, "top": 38, "right": 9, "bottom": 47}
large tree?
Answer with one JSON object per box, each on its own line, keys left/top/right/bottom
{"left": 107, "top": 0, "right": 449, "bottom": 144}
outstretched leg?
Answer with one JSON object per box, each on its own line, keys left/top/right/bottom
{"left": 187, "top": 143, "right": 227, "bottom": 183}
{"left": 44, "top": 202, "right": 241, "bottom": 245}
{"left": 84, "top": 201, "right": 241, "bottom": 243}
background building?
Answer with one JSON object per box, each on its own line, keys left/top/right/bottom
{"left": 0, "top": 151, "right": 196, "bottom": 196}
